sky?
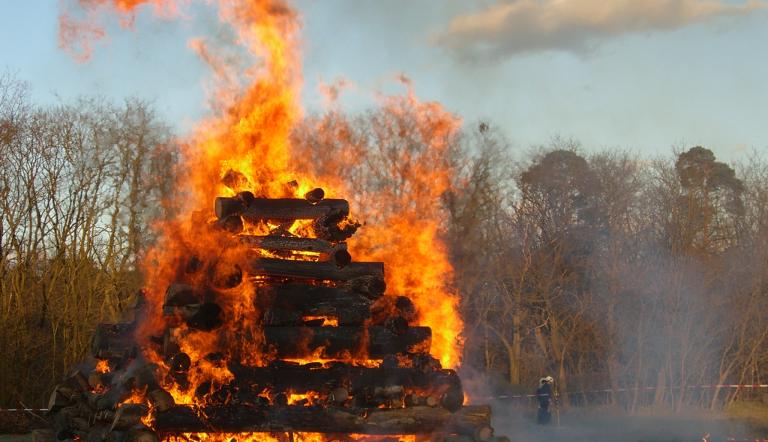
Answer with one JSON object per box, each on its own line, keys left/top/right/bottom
{"left": 1, "top": 0, "right": 767, "bottom": 161}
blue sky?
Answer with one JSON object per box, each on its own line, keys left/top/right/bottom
{"left": 1, "top": 1, "right": 767, "bottom": 160}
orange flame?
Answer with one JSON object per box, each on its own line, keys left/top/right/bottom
{"left": 61, "top": 0, "right": 464, "bottom": 427}
{"left": 294, "top": 82, "right": 465, "bottom": 368}
{"left": 95, "top": 359, "right": 111, "bottom": 373}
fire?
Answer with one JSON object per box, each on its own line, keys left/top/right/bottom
{"left": 59, "top": 0, "right": 466, "bottom": 439}
{"left": 63, "top": 0, "right": 463, "bottom": 369}
{"left": 295, "top": 85, "right": 464, "bottom": 368}
{"left": 301, "top": 315, "right": 339, "bottom": 327}
{"left": 95, "top": 359, "right": 110, "bottom": 373}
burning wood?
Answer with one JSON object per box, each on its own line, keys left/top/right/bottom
{"left": 262, "top": 326, "right": 431, "bottom": 359}
{"left": 46, "top": 189, "right": 503, "bottom": 441}
{"left": 246, "top": 258, "right": 383, "bottom": 282}
{"left": 239, "top": 236, "right": 352, "bottom": 267}
{"left": 214, "top": 197, "right": 349, "bottom": 222}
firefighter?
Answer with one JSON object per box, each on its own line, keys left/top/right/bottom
{"left": 536, "top": 376, "right": 555, "bottom": 425}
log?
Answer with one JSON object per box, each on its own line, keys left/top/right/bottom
{"left": 240, "top": 235, "right": 351, "bottom": 267}
{"left": 451, "top": 406, "right": 493, "bottom": 441}
{"left": 256, "top": 284, "right": 372, "bottom": 326}
{"left": 263, "top": 326, "right": 430, "bottom": 359}
{"left": 88, "top": 371, "right": 113, "bottom": 391}
{"left": 148, "top": 389, "right": 175, "bottom": 413}
{"left": 110, "top": 404, "right": 148, "bottom": 431}
{"left": 53, "top": 403, "right": 95, "bottom": 436}
{"left": 185, "top": 303, "right": 223, "bottom": 331}
{"left": 213, "top": 215, "right": 243, "bottom": 233}
{"left": 221, "top": 170, "right": 249, "bottom": 191}
{"left": 247, "top": 258, "right": 383, "bottom": 282}
{"left": 215, "top": 197, "right": 349, "bottom": 221}
{"left": 227, "top": 364, "right": 461, "bottom": 401}
{"left": 340, "top": 275, "right": 387, "bottom": 300}
{"left": 94, "top": 385, "right": 131, "bottom": 411}
{"left": 169, "top": 353, "right": 191, "bottom": 373}
{"left": 163, "top": 283, "right": 203, "bottom": 307}
{"left": 258, "top": 283, "right": 372, "bottom": 309}
{"left": 125, "top": 426, "right": 159, "bottom": 442}
{"left": 313, "top": 210, "right": 360, "bottom": 242}
{"left": 304, "top": 188, "right": 325, "bottom": 203}
{"left": 329, "top": 387, "right": 349, "bottom": 405}
{"left": 92, "top": 323, "right": 136, "bottom": 360}
{"left": 48, "top": 386, "right": 77, "bottom": 413}
{"left": 262, "top": 308, "right": 366, "bottom": 326}
{"left": 153, "top": 405, "right": 491, "bottom": 436}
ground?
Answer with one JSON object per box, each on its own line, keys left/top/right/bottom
{"left": 494, "top": 405, "right": 768, "bottom": 442}
{"left": 2, "top": 405, "right": 768, "bottom": 442}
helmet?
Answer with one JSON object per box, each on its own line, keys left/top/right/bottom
{"left": 539, "top": 376, "right": 554, "bottom": 386}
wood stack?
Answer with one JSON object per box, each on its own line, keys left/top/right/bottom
{"left": 45, "top": 187, "right": 506, "bottom": 442}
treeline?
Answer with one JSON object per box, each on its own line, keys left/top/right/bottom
{"left": 0, "top": 74, "right": 176, "bottom": 407}
{"left": 2, "top": 74, "right": 767, "bottom": 411}
{"left": 294, "top": 103, "right": 768, "bottom": 412}
{"left": 449, "top": 136, "right": 768, "bottom": 411}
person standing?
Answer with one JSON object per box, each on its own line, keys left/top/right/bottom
{"left": 536, "top": 376, "right": 554, "bottom": 425}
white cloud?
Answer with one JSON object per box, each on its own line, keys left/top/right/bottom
{"left": 434, "top": 0, "right": 766, "bottom": 61}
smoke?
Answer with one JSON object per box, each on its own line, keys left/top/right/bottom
{"left": 434, "top": 0, "right": 766, "bottom": 62}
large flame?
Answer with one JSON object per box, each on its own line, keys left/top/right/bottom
{"left": 293, "top": 82, "right": 464, "bottom": 368}
{"left": 61, "top": 0, "right": 463, "bottom": 417}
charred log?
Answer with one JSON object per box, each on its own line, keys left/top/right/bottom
{"left": 48, "top": 371, "right": 91, "bottom": 412}
{"left": 215, "top": 197, "right": 349, "bottom": 221}
{"left": 240, "top": 236, "right": 351, "bottom": 267}
{"left": 110, "top": 404, "right": 148, "bottom": 431}
{"left": 163, "top": 284, "right": 199, "bottom": 304}
{"left": 340, "top": 275, "right": 386, "bottom": 300}
{"left": 148, "top": 389, "right": 175, "bottom": 413}
{"left": 125, "top": 426, "right": 159, "bottom": 442}
{"left": 213, "top": 215, "right": 244, "bottom": 233}
{"left": 185, "top": 303, "right": 223, "bottom": 331}
{"left": 92, "top": 323, "right": 136, "bottom": 360}
{"left": 153, "top": 405, "right": 490, "bottom": 436}
{"left": 256, "top": 284, "right": 372, "bottom": 326}
{"left": 247, "top": 258, "right": 383, "bottom": 282}
{"left": 227, "top": 364, "right": 461, "bottom": 400}
{"left": 313, "top": 210, "right": 360, "bottom": 242}
{"left": 262, "top": 308, "right": 367, "bottom": 326}
{"left": 263, "top": 326, "right": 430, "bottom": 359}
{"left": 304, "top": 188, "right": 325, "bottom": 203}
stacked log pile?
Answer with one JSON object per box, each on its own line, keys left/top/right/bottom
{"left": 43, "top": 188, "right": 507, "bottom": 442}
